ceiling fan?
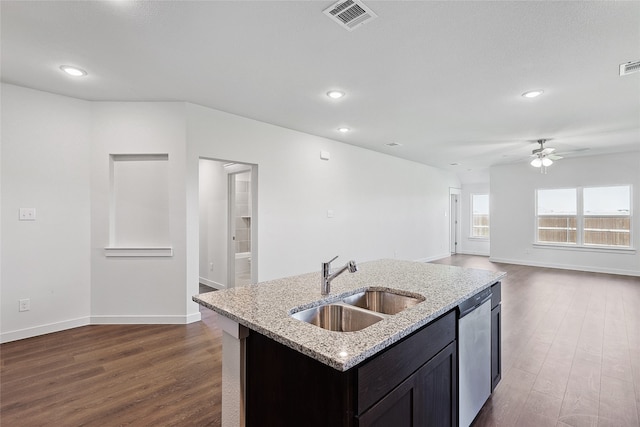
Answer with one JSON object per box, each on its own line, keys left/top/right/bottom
{"left": 530, "top": 139, "right": 562, "bottom": 172}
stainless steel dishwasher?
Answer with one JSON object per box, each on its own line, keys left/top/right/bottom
{"left": 458, "top": 288, "right": 492, "bottom": 427}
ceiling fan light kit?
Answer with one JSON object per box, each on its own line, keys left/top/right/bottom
{"left": 530, "top": 139, "right": 559, "bottom": 173}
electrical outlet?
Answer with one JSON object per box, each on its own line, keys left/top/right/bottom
{"left": 19, "top": 298, "right": 30, "bottom": 312}
{"left": 209, "top": 262, "right": 214, "bottom": 271}
{"left": 19, "top": 208, "right": 36, "bottom": 221}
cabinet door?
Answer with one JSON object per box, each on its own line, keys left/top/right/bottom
{"left": 358, "top": 372, "right": 417, "bottom": 427}
{"left": 491, "top": 304, "right": 502, "bottom": 391}
{"left": 358, "top": 341, "right": 457, "bottom": 427}
{"left": 417, "top": 341, "right": 457, "bottom": 427}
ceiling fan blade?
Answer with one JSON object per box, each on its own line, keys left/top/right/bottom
{"left": 541, "top": 147, "right": 556, "bottom": 155}
{"left": 554, "top": 148, "right": 590, "bottom": 156}
{"left": 548, "top": 154, "right": 563, "bottom": 160}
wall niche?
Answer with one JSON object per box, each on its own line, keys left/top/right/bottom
{"left": 105, "top": 153, "right": 172, "bottom": 257}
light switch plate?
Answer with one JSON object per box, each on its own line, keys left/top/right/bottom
{"left": 19, "top": 208, "right": 36, "bottom": 221}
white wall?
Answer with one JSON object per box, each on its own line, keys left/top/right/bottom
{"left": 1, "top": 84, "right": 460, "bottom": 341}
{"left": 90, "top": 102, "right": 197, "bottom": 323}
{"left": 186, "top": 103, "right": 460, "bottom": 283}
{"left": 459, "top": 183, "right": 491, "bottom": 256}
{"left": 490, "top": 152, "right": 640, "bottom": 276}
{"left": 1, "top": 84, "right": 91, "bottom": 342}
{"left": 199, "top": 159, "right": 228, "bottom": 288}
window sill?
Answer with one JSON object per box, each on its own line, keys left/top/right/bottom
{"left": 468, "top": 237, "right": 489, "bottom": 242}
{"left": 104, "top": 247, "right": 173, "bottom": 257}
{"left": 532, "top": 243, "right": 636, "bottom": 254}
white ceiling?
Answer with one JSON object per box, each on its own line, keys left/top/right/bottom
{"left": 2, "top": 1, "right": 639, "bottom": 176}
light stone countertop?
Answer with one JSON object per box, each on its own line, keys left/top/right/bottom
{"left": 193, "top": 259, "right": 506, "bottom": 371}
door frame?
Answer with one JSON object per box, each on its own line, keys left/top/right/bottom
{"left": 449, "top": 188, "right": 461, "bottom": 254}
{"left": 225, "top": 163, "right": 257, "bottom": 288}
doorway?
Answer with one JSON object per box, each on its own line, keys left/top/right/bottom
{"left": 227, "top": 168, "right": 252, "bottom": 287}
{"left": 199, "top": 158, "right": 257, "bottom": 289}
{"left": 449, "top": 188, "right": 461, "bottom": 254}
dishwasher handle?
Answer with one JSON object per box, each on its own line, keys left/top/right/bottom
{"left": 458, "top": 288, "right": 492, "bottom": 318}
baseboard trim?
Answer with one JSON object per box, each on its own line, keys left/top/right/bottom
{"left": 1, "top": 312, "right": 203, "bottom": 344}
{"left": 90, "top": 313, "right": 202, "bottom": 325}
{"left": 488, "top": 257, "right": 640, "bottom": 277}
{"left": 415, "top": 253, "right": 453, "bottom": 263}
{"left": 199, "top": 277, "right": 226, "bottom": 290}
{"left": 457, "top": 250, "right": 490, "bottom": 257}
{"left": 0, "top": 316, "right": 90, "bottom": 344}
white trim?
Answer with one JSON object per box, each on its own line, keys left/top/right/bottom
{"left": 90, "top": 313, "right": 201, "bottom": 324}
{"left": 488, "top": 256, "right": 640, "bottom": 277}
{"left": 218, "top": 315, "right": 250, "bottom": 339}
{"left": 220, "top": 318, "right": 249, "bottom": 426}
{"left": 0, "top": 313, "right": 202, "bottom": 343}
{"left": 0, "top": 316, "right": 90, "bottom": 344}
{"left": 457, "top": 249, "right": 491, "bottom": 257}
{"left": 110, "top": 153, "right": 169, "bottom": 162}
{"left": 467, "top": 237, "right": 489, "bottom": 242}
{"left": 104, "top": 247, "right": 173, "bottom": 257}
{"left": 415, "top": 253, "right": 452, "bottom": 263}
{"left": 200, "top": 277, "right": 226, "bottom": 290}
{"left": 532, "top": 243, "right": 636, "bottom": 254}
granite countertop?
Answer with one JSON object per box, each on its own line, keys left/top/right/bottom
{"left": 193, "top": 259, "right": 505, "bottom": 371}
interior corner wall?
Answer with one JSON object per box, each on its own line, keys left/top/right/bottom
{"left": 490, "top": 152, "right": 640, "bottom": 276}
{"left": 1, "top": 84, "right": 91, "bottom": 342}
{"left": 185, "top": 103, "right": 461, "bottom": 283}
{"left": 459, "top": 183, "right": 490, "bottom": 256}
{"left": 90, "top": 102, "right": 197, "bottom": 323}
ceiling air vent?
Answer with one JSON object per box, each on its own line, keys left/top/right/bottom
{"left": 619, "top": 60, "right": 640, "bottom": 76}
{"left": 323, "top": 0, "right": 378, "bottom": 32}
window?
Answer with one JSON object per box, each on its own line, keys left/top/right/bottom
{"left": 535, "top": 186, "right": 631, "bottom": 248}
{"left": 471, "top": 194, "right": 489, "bottom": 238}
{"left": 536, "top": 188, "right": 577, "bottom": 244}
{"left": 583, "top": 186, "right": 631, "bottom": 247}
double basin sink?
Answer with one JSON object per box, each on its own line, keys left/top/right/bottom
{"left": 290, "top": 289, "right": 425, "bottom": 332}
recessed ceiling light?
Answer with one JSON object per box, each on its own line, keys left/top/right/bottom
{"left": 327, "top": 90, "right": 345, "bottom": 99}
{"left": 60, "top": 65, "right": 87, "bottom": 77}
{"left": 385, "top": 142, "right": 402, "bottom": 147}
{"left": 450, "top": 163, "right": 459, "bottom": 166}
{"left": 522, "top": 89, "right": 544, "bottom": 98}
{"left": 337, "top": 127, "right": 350, "bottom": 133}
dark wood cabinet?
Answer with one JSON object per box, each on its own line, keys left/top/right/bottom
{"left": 359, "top": 341, "right": 457, "bottom": 427}
{"left": 245, "top": 332, "right": 356, "bottom": 426}
{"left": 245, "top": 310, "right": 457, "bottom": 427}
{"left": 491, "top": 282, "right": 502, "bottom": 391}
{"left": 358, "top": 367, "right": 416, "bottom": 427}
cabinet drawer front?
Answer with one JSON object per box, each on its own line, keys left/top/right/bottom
{"left": 357, "top": 310, "right": 456, "bottom": 413}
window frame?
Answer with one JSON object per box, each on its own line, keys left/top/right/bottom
{"left": 534, "top": 185, "right": 633, "bottom": 251}
{"left": 470, "top": 193, "right": 490, "bottom": 240}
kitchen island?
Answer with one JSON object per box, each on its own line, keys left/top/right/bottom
{"left": 194, "top": 259, "right": 505, "bottom": 426}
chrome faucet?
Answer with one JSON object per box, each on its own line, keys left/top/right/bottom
{"left": 321, "top": 256, "right": 358, "bottom": 295}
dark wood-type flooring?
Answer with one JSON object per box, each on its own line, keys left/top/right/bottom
{"left": 1, "top": 257, "right": 639, "bottom": 426}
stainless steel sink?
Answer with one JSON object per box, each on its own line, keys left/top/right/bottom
{"left": 290, "top": 304, "right": 384, "bottom": 332}
{"left": 341, "top": 289, "right": 425, "bottom": 315}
